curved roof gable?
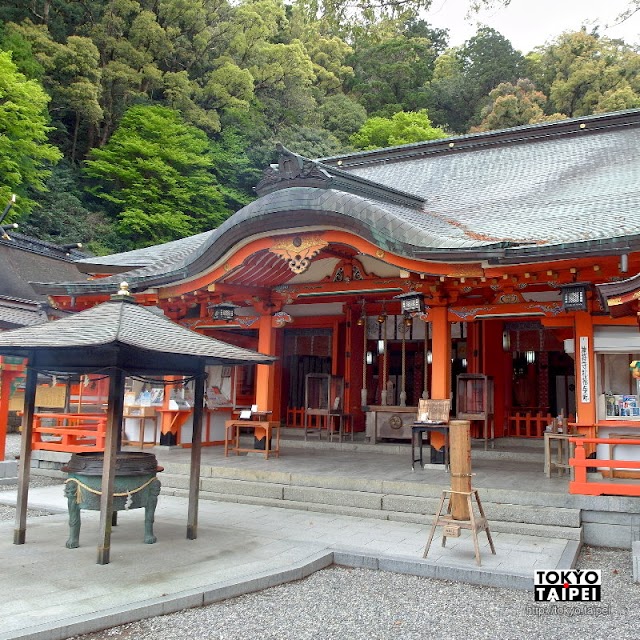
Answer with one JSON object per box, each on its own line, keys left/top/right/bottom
{"left": 32, "top": 110, "right": 640, "bottom": 296}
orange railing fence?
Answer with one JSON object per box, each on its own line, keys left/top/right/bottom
{"left": 31, "top": 412, "right": 107, "bottom": 453}
{"left": 569, "top": 436, "right": 640, "bottom": 496}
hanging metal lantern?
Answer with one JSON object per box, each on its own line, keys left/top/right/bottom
{"left": 394, "top": 291, "right": 425, "bottom": 314}
{"left": 208, "top": 301, "right": 237, "bottom": 322}
{"left": 559, "top": 282, "right": 590, "bottom": 312}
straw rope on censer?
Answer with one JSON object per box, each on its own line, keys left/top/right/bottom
{"left": 64, "top": 476, "right": 157, "bottom": 509}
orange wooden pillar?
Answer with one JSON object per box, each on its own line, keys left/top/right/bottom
{"left": 159, "top": 376, "right": 190, "bottom": 446}
{"left": 430, "top": 306, "right": 451, "bottom": 451}
{"left": 430, "top": 306, "right": 451, "bottom": 401}
{"left": 0, "top": 368, "right": 20, "bottom": 460}
{"left": 345, "top": 304, "right": 365, "bottom": 433}
{"left": 255, "top": 312, "right": 277, "bottom": 442}
{"left": 466, "top": 321, "right": 481, "bottom": 373}
{"left": 270, "top": 328, "right": 284, "bottom": 423}
{"left": 256, "top": 312, "right": 276, "bottom": 413}
{"left": 482, "top": 320, "right": 508, "bottom": 438}
{"left": 574, "top": 311, "right": 597, "bottom": 439}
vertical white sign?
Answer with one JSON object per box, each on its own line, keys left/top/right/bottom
{"left": 579, "top": 336, "right": 590, "bottom": 403}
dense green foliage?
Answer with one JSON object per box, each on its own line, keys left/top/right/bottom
{"left": 0, "top": 0, "right": 638, "bottom": 253}
{"left": 0, "top": 50, "right": 61, "bottom": 219}
{"left": 84, "top": 105, "right": 230, "bottom": 246}
{"left": 350, "top": 110, "right": 446, "bottom": 149}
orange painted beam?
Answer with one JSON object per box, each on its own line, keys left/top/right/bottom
{"left": 158, "top": 231, "right": 490, "bottom": 299}
{"left": 592, "top": 315, "right": 637, "bottom": 326}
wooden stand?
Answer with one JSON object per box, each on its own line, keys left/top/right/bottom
{"left": 423, "top": 489, "right": 496, "bottom": 566}
{"left": 544, "top": 431, "right": 584, "bottom": 478}
{"left": 224, "top": 420, "right": 280, "bottom": 459}
{"left": 122, "top": 408, "right": 158, "bottom": 448}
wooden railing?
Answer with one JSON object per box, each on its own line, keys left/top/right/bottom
{"left": 31, "top": 412, "right": 107, "bottom": 452}
{"left": 286, "top": 407, "right": 305, "bottom": 429}
{"left": 507, "top": 409, "right": 553, "bottom": 438}
{"left": 569, "top": 436, "right": 640, "bottom": 496}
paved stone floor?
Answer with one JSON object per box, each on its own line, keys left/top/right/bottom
{"left": 0, "top": 481, "right": 577, "bottom": 640}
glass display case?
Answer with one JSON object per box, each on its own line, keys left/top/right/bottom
{"left": 456, "top": 374, "right": 494, "bottom": 449}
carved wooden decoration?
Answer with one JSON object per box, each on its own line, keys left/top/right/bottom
{"left": 269, "top": 235, "right": 328, "bottom": 274}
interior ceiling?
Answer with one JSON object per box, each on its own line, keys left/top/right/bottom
{"left": 220, "top": 246, "right": 362, "bottom": 287}
{"left": 218, "top": 243, "right": 410, "bottom": 290}
{"left": 220, "top": 250, "right": 295, "bottom": 287}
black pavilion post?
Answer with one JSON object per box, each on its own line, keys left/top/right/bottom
{"left": 14, "top": 358, "right": 37, "bottom": 545}
{"left": 97, "top": 366, "right": 126, "bottom": 565}
{"left": 187, "top": 367, "right": 205, "bottom": 540}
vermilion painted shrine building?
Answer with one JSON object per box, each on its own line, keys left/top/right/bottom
{"left": 26, "top": 109, "right": 640, "bottom": 460}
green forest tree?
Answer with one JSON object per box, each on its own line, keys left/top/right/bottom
{"left": 350, "top": 109, "right": 447, "bottom": 150}
{"left": 84, "top": 105, "right": 230, "bottom": 246}
{"left": 528, "top": 30, "right": 640, "bottom": 117}
{"left": 0, "top": 1, "right": 639, "bottom": 253}
{"left": 471, "top": 78, "right": 567, "bottom": 132}
{"left": 0, "top": 49, "right": 61, "bottom": 218}
{"left": 425, "top": 27, "right": 525, "bottom": 132}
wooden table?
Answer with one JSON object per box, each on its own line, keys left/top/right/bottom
{"left": 224, "top": 420, "right": 280, "bottom": 459}
{"left": 411, "top": 421, "right": 448, "bottom": 471}
{"left": 544, "top": 432, "right": 585, "bottom": 478}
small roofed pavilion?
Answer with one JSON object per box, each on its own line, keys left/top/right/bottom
{"left": 0, "top": 283, "right": 274, "bottom": 564}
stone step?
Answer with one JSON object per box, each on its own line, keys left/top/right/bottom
{"left": 159, "top": 473, "right": 581, "bottom": 530}
{"left": 162, "top": 487, "right": 582, "bottom": 541}
{"left": 160, "top": 466, "right": 566, "bottom": 509}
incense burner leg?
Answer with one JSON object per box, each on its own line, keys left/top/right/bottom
{"left": 64, "top": 481, "right": 81, "bottom": 549}
{"left": 143, "top": 479, "right": 161, "bottom": 544}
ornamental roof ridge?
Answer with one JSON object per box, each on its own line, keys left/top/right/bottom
{"left": 319, "top": 109, "right": 640, "bottom": 170}
{"left": 255, "top": 143, "right": 425, "bottom": 208}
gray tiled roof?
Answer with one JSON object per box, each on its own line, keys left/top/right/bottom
{"left": 0, "top": 300, "right": 274, "bottom": 365}
{"left": 0, "top": 301, "right": 47, "bottom": 328}
{"left": 333, "top": 121, "right": 640, "bottom": 249}
{"left": 0, "top": 240, "right": 88, "bottom": 301}
{"left": 74, "top": 231, "right": 213, "bottom": 272}
{"left": 32, "top": 110, "right": 640, "bottom": 295}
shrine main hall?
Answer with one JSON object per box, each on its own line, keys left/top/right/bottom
{"left": 16, "top": 109, "right": 640, "bottom": 464}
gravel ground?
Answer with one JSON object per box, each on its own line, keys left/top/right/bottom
{"left": 3, "top": 434, "right": 638, "bottom": 639}
{"left": 64, "top": 545, "right": 636, "bottom": 640}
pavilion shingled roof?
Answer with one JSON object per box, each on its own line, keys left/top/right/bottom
{"left": 0, "top": 298, "right": 274, "bottom": 365}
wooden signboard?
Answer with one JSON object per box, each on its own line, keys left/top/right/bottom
{"left": 9, "top": 385, "right": 67, "bottom": 411}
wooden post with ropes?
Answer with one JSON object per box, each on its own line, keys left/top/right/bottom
{"left": 423, "top": 419, "right": 496, "bottom": 566}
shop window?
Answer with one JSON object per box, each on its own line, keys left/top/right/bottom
{"left": 597, "top": 353, "right": 640, "bottom": 420}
